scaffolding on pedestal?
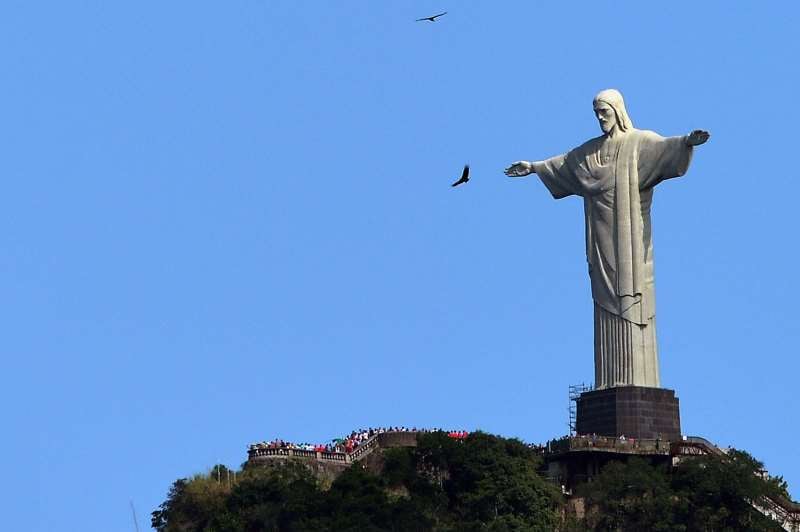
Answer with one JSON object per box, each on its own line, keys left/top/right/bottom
{"left": 568, "top": 382, "right": 593, "bottom": 436}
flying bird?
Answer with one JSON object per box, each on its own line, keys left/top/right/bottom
{"left": 416, "top": 12, "right": 447, "bottom": 22}
{"left": 451, "top": 165, "right": 470, "bottom": 187}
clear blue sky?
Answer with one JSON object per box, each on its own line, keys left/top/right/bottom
{"left": 4, "top": 2, "right": 798, "bottom": 530}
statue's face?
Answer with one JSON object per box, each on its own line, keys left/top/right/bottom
{"left": 594, "top": 102, "right": 617, "bottom": 134}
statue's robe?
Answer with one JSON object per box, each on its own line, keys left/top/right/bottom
{"left": 536, "top": 129, "right": 693, "bottom": 388}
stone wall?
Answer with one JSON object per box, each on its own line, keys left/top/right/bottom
{"left": 376, "top": 431, "right": 419, "bottom": 449}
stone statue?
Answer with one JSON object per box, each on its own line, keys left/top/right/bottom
{"left": 505, "top": 89, "right": 709, "bottom": 389}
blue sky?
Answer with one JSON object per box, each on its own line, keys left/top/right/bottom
{"left": 3, "top": 1, "right": 799, "bottom": 530}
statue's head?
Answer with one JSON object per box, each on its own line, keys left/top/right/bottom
{"left": 593, "top": 89, "right": 633, "bottom": 135}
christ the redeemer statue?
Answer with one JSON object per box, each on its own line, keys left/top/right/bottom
{"left": 505, "top": 89, "right": 709, "bottom": 389}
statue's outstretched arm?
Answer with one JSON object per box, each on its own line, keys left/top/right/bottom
{"left": 686, "top": 130, "right": 710, "bottom": 147}
{"left": 504, "top": 160, "right": 539, "bottom": 177}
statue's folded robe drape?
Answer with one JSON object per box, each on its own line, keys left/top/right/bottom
{"left": 536, "top": 129, "right": 693, "bottom": 325}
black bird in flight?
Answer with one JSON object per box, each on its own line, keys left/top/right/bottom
{"left": 451, "top": 165, "right": 470, "bottom": 187}
{"left": 416, "top": 12, "right": 447, "bottom": 22}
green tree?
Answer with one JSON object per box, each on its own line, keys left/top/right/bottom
{"left": 151, "top": 466, "right": 232, "bottom": 532}
{"left": 578, "top": 457, "right": 683, "bottom": 532}
{"left": 223, "top": 461, "right": 321, "bottom": 532}
{"left": 575, "top": 450, "right": 786, "bottom": 531}
{"left": 672, "top": 450, "right": 784, "bottom": 531}
{"left": 427, "top": 431, "right": 561, "bottom": 531}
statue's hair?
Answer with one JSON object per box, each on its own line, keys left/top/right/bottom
{"left": 593, "top": 89, "right": 633, "bottom": 132}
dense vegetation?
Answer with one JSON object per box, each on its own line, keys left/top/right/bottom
{"left": 575, "top": 451, "right": 790, "bottom": 531}
{"left": 153, "top": 432, "right": 791, "bottom": 531}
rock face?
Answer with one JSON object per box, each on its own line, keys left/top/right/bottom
{"left": 246, "top": 454, "right": 351, "bottom": 487}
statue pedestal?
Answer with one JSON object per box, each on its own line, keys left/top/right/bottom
{"left": 575, "top": 386, "right": 681, "bottom": 440}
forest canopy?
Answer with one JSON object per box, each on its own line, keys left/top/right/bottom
{"left": 152, "top": 431, "right": 789, "bottom": 531}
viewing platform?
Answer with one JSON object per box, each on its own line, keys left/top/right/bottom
{"left": 248, "top": 430, "right": 420, "bottom": 465}
{"left": 546, "top": 434, "right": 671, "bottom": 456}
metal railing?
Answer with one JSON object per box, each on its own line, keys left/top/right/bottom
{"left": 248, "top": 447, "right": 349, "bottom": 462}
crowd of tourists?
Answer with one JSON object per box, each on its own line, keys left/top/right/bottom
{"left": 249, "top": 426, "right": 470, "bottom": 454}
{"left": 250, "top": 429, "right": 677, "bottom": 459}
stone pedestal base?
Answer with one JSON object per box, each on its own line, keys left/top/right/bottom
{"left": 575, "top": 386, "right": 681, "bottom": 441}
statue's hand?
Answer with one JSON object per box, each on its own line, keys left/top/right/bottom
{"left": 504, "top": 161, "right": 535, "bottom": 177}
{"left": 686, "top": 130, "right": 710, "bottom": 146}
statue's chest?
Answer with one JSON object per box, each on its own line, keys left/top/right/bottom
{"left": 592, "top": 162, "right": 615, "bottom": 181}
{"left": 581, "top": 159, "right": 616, "bottom": 196}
